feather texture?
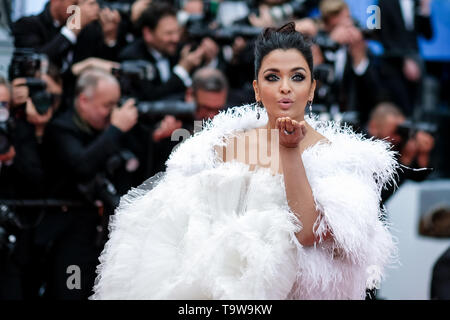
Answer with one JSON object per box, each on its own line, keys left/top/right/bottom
{"left": 91, "top": 105, "right": 399, "bottom": 300}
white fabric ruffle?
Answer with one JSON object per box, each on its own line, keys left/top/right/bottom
{"left": 91, "top": 104, "right": 399, "bottom": 300}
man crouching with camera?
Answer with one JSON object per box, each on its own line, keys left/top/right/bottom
{"left": 39, "top": 68, "right": 138, "bottom": 299}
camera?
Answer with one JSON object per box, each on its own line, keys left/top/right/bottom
{"left": 98, "top": 0, "right": 132, "bottom": 16}
{"left": 136, "top": 99, "right": 196, "bottom": 122}
{"left": 188, "top": 23, "right": 262, "bottom": 46}
{"left": 77, "top": 148, "right": 140, "bottom": 210}
{"left": 22, "top": 78, "right": 54, "bottom": 115}
{"left": 112, "top": 60, "right": 155, "bottom": 81}
{"left": 106, "top": 149, "right": 140, "bottom": 176}
{"left": 8, "top": 48, "right": 48, "bottom": 80}
{"left": 395, "top": 119, "right": 438, "bottom": 145}
{"left": 112, "top": 60, "right": 156, "bottom": 96}
{"left": 314, "top": 31, "right": 340, "bottom": 54}
{"left": 9, "top": 49, "right": 54, "bottom": 115}
{"left": 0, "top": 102, "right": 14, "bottom": 155}
{"left": 77, "top": 173, "right": 120, "bottom": 210}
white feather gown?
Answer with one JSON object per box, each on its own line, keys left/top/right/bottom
{"left": 91, "top": 105, "right": 399, "bottom": 300}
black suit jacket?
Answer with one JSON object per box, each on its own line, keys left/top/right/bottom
{"left": 118, "top": 38, "right": 187, "bottom": 101}
{"left": 378, "top": 0, "right": 433, "bottom": 60}
{"left": 12, "top": 2, "right": 72, "bottom": 71}
{"left": 12, "top": 2, "right": 127, "bottom": 71}
{"left": 339, "top": 52, "right": 382, "bottom": 125}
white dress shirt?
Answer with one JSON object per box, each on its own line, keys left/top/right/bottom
{"left": 149, "top": 48, "right": 192, "bottom": 87}
{"left": 399, "top": 0, "right": 415, "bottom": 31}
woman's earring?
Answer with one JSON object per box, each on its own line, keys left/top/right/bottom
{"left": 256, "top": 101, "right": 262, "bottom": 119}
{"left": 308, "top": 100, "right": 313, "bottom": 118}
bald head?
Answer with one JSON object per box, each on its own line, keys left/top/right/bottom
{"left": 191, "top": 68, "right": 228, "bottom": 121}
{"left": 192, "top": 67, "right": 228, "bottom": 94}
{"left": 75, "top": 68, "right": 121, "bottom": 130}
{"left": 368, "top": 102, "right": 405, "bottom": 140}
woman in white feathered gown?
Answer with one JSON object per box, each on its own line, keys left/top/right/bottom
{"left": 91, "top": 22, "right": 398, "bottom": 300}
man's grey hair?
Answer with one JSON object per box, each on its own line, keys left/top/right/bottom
{"left": 192, "top": 67, "right": 228, "bottom": 94}
{"left": 75, "top": 68, "right": 119, "bottom": 100}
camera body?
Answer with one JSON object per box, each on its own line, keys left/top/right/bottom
{"left": 395, "top": 119, "right": 438, "bottom": 147}
{"left": 112, "top": 60, "right": 157, "bottom": 97}
{"left": 8, "top": 49, "right": 53, "bottom": 115}
{"left": 23, "top": 78, "right": 53, "bottom": 115}
{"left": 8, "top": 49, "right": 48, "bottom": 80}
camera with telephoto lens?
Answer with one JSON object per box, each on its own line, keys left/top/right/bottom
{"left": 0, "top": 102, "right": 14, "bottom": 155}
{"left": 134, "top": 99, "right": 196, "bottom": 123}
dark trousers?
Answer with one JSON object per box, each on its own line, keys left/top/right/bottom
{"left": 34, "top": 207, "right": 101, "bottom": 300}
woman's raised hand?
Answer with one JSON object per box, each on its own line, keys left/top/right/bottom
{"left": 276, "top": 117, "right": 307, "bottom": 148}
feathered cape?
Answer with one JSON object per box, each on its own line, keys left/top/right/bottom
{"left": 91, "top": 105, "right": 399, "bottom": 300}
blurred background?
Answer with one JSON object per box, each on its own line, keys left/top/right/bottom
{"left": 0, "top": 0, "right": 449, "bottom": 300}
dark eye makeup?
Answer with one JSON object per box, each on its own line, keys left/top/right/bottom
{"left": 264, "top": 73, "right": 306, "bottom": 82}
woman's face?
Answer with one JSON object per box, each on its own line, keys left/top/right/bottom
{"left": 253, "top": 49, "right": 315, "bottom": 123}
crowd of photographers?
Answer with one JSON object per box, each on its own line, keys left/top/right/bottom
{"left": 0, "top": 0, "right": 445, "bottom": 299}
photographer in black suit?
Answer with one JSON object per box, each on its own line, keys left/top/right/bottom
{"left": 12, "top": 0, "right": 128, "bottom": 112}
{"left": 12, "top": 0, "right": 100, "bottom": 73}
{"left": 316, "top": 0, "right": 383, "bottom": 126}
{"left": 39, "top": 69, "right": 139, "bottom": 299}
{"left": 0, "top": 61, "right": 61, "bottom": 298}
{"left": 118, "top": 1, "right": 207, "bottom": 101}
{"left": 378, "top": 0, "right": 433, "bottom": 117}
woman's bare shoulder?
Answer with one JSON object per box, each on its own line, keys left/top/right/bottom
{"left": 305, "top": 127, "right": 330, "bottom": 150}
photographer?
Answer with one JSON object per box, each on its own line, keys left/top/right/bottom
{"left": 367, "top": 102, "right": 435, "bottom": 203}
{"left": 0, "top": 78, "right": 22, "bottom": 300}
{"left": 40, "top": 69, "right": 140, "bottom": 299}
{"left": 378, "top": 0, "right": 433, "bottom": 116}
{"left": 0, "top": 76, "right": 49, "bottom": 299}
{"left": 118, "top": 1, "right": 207, "bottom": 101}
{"left": 315, "top": 0, "right": 382, "bottom": 125}
{"left": 12, "top": 0, "right": 130, "bottom": 112}
{"left": 12, "top": 0, "right": 99, "bottom": 73}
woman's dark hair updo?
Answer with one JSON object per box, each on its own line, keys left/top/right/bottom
{"left": 254, "top": 22, "right": 314, "bottom": 82}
